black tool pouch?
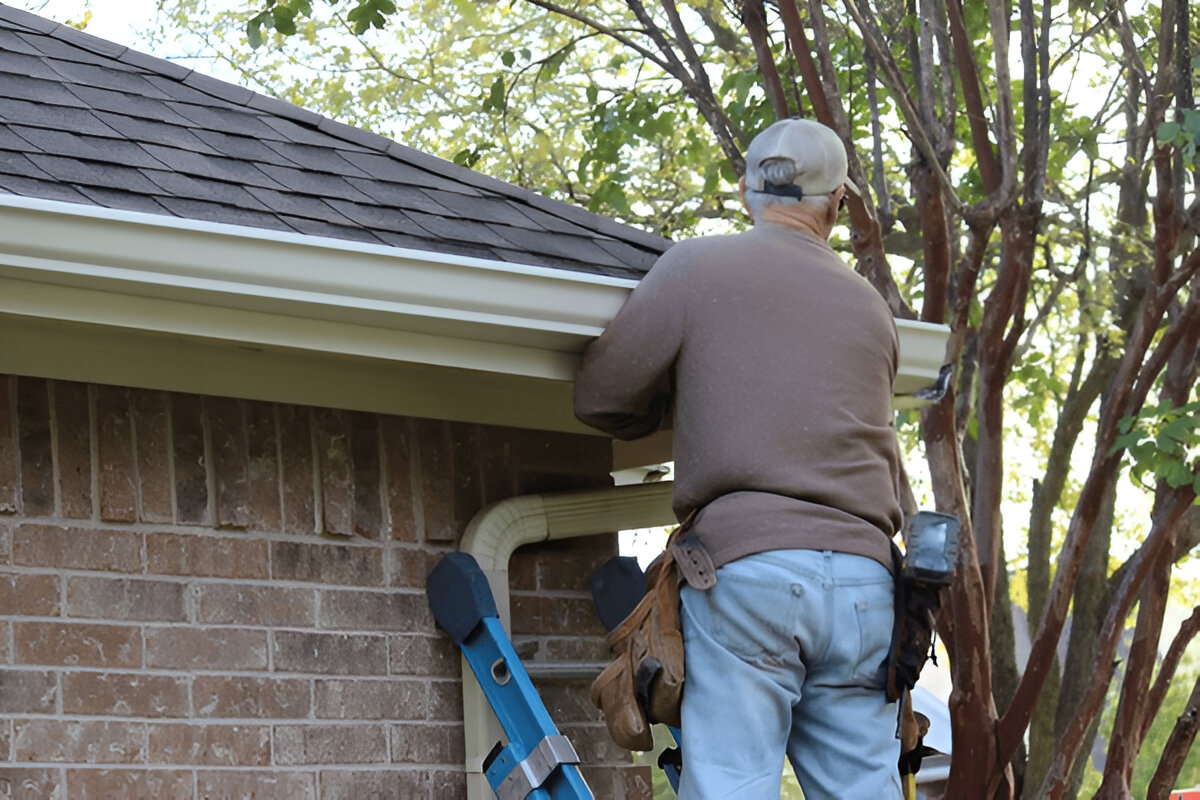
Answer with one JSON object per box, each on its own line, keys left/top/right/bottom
{"left": 886, "top": 511, "right": 960, "bottom": 703}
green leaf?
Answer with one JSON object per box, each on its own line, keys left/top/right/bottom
{"left": 486, "top": 76, "right": 506, "bottom": 112}
{"left": 501, "top": 50, "right": 515, "bottom": 67}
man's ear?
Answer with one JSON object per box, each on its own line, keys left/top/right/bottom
{"left": 738, "top": 175, "right": 751, "bottom": 217}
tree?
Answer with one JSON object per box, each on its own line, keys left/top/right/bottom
{"left": 144, "top": 1, "right": 1200, "bottom": 797}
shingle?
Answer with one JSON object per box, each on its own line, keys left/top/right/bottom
{"left": 335, "top": 151, "right": 450, "bottom": 190}
{"left": 375, "top": 232, "right": 502, "bottom": 263}
{"left": 0, "top": 127, "right": 38, "bottom": 152}
{"left": 119, "top": 49, "right": 191, "bottom": 81}
{"left": 0, "top": 173, "right": 92, "bottom": 204}
{"left": 192, "top": 129, "right": 298, "bottom": 165}
{"left": 0, "top": 98, "right": 122, "bottom": 137}
{"left": 58, "top": 25, "right": 128, "bottom": 59}
{"left": 255, "top": 163, "right": 376, "bottom": 203}
{"left": 509, "top": 204, "right": 597, "bottom": 236}
{"left": 7, "top": 11, "right": 60, "bottom": 35}
{"left": 245, "top": 93, "right": 324, "bottom": 129}
{"left": 315, "top": 115, "right": 390, "bottom": 151}
{"left": 278, "top": 215, "right": 386, "bottom": 244}
{"left": 45, "top": 59, "right": 169, "bottom": 99}
{"left": 166, "top": 102, "right": 287, "bottom": 140}
{"left": 422, "top": 188, "right": 549, "bottom": 228}
{"left": 242, "top": 186, "right": 358, "bottom": 224}
{"left": 155, "top": 196, "right": 294, "bottom": 232}
{"left": 93, "top": 112, "right": 220, "bottom": 153}
{"left": 66, "top": 84, "right": 195, "bottom": 124}
{"left": 139, "top": 144, "right": 285, "bottom": 189}
{"left": 0, "top": 49, "right": 61, "bottom": 80}
{"left": 181, "top": 70, "right": 255, "bottom": 106}
{"left": 338, "top": 181, "right": 453, "bottom": 216}
{"left": 13, "top": 31, "right": 114, "bottom": 67}
{"left": 595, "top": 238, "right": 660, "bottom": 273}
{"left": 259, "top": 115, "right": 346, "bottom": 147}
{"left": 25, "top": 153, "right": 163, "bottom": 194}
{"left": 0, "top": 71, "right": 82, "bottom": 105}
{"left": 322, "top": 201, "right": 428, "bottom": 236}
{"left": 11, "top": 126, "right": 164, "bottom": 169}
{"left": 488, "top": 224, "right": 629, "bottom": 267}
{"left": 262, "top": 140, "right": 372, "bottom": 176}
{"left": 141, "top": 170, "right": 273, "bottom": 211}
{"left": 76, "top": 185, "right": 170, "bottom": 216}
{"left": 404, "top": 210, "right": 513, "bottom": 248}
{"left": 0, "top": 150, "right": 51, "bottom": 179}
{"left": 0, "top": 28, "right": 42, "bottom": 56}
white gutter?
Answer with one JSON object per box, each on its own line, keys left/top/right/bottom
{"left": 457, "top": 482, "right": 676, "bottom": 799}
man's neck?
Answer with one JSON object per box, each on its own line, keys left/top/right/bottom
{"left": 757, "top": 204, "right": 832, "bottom": 239}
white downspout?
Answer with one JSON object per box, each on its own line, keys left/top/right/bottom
{"left": 457, "top": 481, "right": 676, "bottom": 799}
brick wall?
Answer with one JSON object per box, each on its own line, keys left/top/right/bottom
{"left": 0, "top": 376, "right": 649, "bottom": 799}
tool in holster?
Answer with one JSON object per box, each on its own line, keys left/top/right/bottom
{"left": 888, "top": 510, "right": 960, "bottom": 800}
{"left": 427, "top": 552, "right": 592, "bottom": 799}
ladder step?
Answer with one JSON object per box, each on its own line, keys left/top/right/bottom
{"left": 525, "top": 661, "right": 608, "bottom": 681}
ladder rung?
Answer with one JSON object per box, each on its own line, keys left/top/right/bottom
{"left": 524, "top": 661, "right": 607, "bottom": 681}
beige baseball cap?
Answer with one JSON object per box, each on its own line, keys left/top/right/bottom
{"left": 744, "top": 118, "right": 858, "bottom": 198}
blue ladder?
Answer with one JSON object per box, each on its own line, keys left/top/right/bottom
{"left": 427, "top": 552, "right": 593, "bottom": 799}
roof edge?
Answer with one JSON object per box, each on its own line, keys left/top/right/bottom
{"left": 0, "top": 2, "right": 672, "bottom": 254}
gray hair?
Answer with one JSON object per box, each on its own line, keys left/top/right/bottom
{"left": 744, "top": 157, "right": 834, "bottom": 221}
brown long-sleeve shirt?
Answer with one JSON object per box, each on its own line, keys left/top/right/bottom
{"left": 573, "top": 223, "right": 903, "bottom": 570}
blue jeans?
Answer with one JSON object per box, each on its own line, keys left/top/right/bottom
{"left": 677, "top": 549, "right": 902, "bottom": 800}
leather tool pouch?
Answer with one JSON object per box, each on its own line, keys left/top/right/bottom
{"left": 590, "top": 541, "right": 687, "bottom": 751}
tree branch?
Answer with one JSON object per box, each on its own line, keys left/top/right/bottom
{"left": 740, "top": 0, "right": 791, "bottom": 118}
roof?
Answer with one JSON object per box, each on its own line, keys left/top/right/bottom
{"left": 0, "top": 3, "right": 668, "bottom": 279}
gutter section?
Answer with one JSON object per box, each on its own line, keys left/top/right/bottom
{"left": 457, "top": 482, "right": 676, "bottom": 799}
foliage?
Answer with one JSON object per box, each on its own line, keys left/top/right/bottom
{"left": 1115, "top": 401, "right": 1200, "bottom": 498}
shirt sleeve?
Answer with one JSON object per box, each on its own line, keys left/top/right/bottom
{"left": 572, "top": 247, "right": 688, "bottom": 440}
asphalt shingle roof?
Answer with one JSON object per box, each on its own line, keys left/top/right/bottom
{"left": 0, "top": 3, "right": 668, "bottom": 278}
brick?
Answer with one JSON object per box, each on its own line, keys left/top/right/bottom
{"left": 513, "top": 429, "right": 611, "bottom": 491}
{"left": 387, "top": 545, "right": 444, "bottom": 590}
{"left": 0, "top": 768, "right": 62, "bottom": 799}
{"left": 194, "top": 583, "right": 314, "bottom": 627}
{"left": 350, "top": 412, "right": 384, "bottom": 538}
{"left": 509, "top": 594, "right": 606, "bottom": 638}
{"left": 67, "top": 769, "right": 193, "bottom": 799}
{"left": 318, "top": 589, "right": 430, "bottom": 632}
{"left": 0, "top": 719, "right": 9, "bottom": 760}
{"left": 390, "top": 722, "right": 463, "bottom": 765}
{"left": 171, "top": 393, "right": 210, "bottom": 524}
{"left": 52, "top": 381, "right": 93, "bottom": 520}
{"left": 388, "top": 635, "right": 459, "bottom": 679}
{"left": 145, "top": 627, "right": 267, "bottom": 671}
{"left": 539, "top": 636, "right": 609, "bottom": 664}
{"left": 193, "top": 676, "right": 309, "bottom": 718}
{"left": 130, "top": 389, "right": 173, "bottom": 524}
{"left": 14, "top": 719, "right": 145, "bottom": 764}
{"left": 0, "top": 670, "right": 57, "bottom": 714}
{"left": 477, "top": 426, "right": 519, "bottom": 509}
{"left": 563, "top": 722, "right": 625, "bottom": 764}
{"left": 318, "top": 769, "right": 465, "bottom": 799}
{"left": 13, "top": 525, "right": 142, "bottom": 573}
{"left": 66, "top": 577, "right": 186, "bottom": 622}
{"left": 208, "top": 396, "right": 250, "bottom": 529}
{"left": 0, "top": 621, "right": 10, "bottom": 664}
{"left": 413, "top": 420, "right": 458, "bottom": 543}
{"left": 535, "top": 538, "right": 614, "bottom": 591}
{"left": 0, "top": 377, "right": 17, "bottom": 514}
{"left": 312, "top": 409, "right": 354, "bottom": 536}
{"left": 196, "top": 770, "right": 317, "bottom": 800}
{"left": 62, "top": 672, "right": 188, "bottom": 718}
{"left": 270, "top": 540, "right": 383, "bottom": 586}
{"left": 278, "top": 405, "right": 315, "bottom": 535}
{"left": 581, "top": 765, "right": 653, "bottom": 800}
{"left": 426, "top": 681, "right": 463, "bottom": 724}
{"left": 273, "top": 724, "right": 386, "bottom": 765}
{"left": 146, "top": 532, "right": 268, "bottom": 579}
{"left": 148, "top": 722, "right": 270, "bottom": 766}
{"left": 0, "top": 523, "right": 9, "bottom": 564}
{"left": 536, "top": 682, "right": 603, "bottom": 725}
{"left": 16, "top": 622, "right": 141, "bottom": 668}
{"left": 314, "top": 678, "right": 427, "bottom": 720}
{"left": 96, "top": 386, "right": 137, "bottom": 523}
{"left": 16, "top": 378, "right": 53, "bottom": 516}
{"left": 0, "top": 573, "right": 60, "bottom": 616}
{"left": 245, "top": 401, "right": 282, "bottom": 532}
{"left": 381, "top": 416, "right": 417, "bottom": 542}
{"left": 272, "top": 632, "right": 387, "bottom": 675}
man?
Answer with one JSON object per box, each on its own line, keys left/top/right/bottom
{"left": 573, "top": 118, "right": 904, "bottom": 799}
